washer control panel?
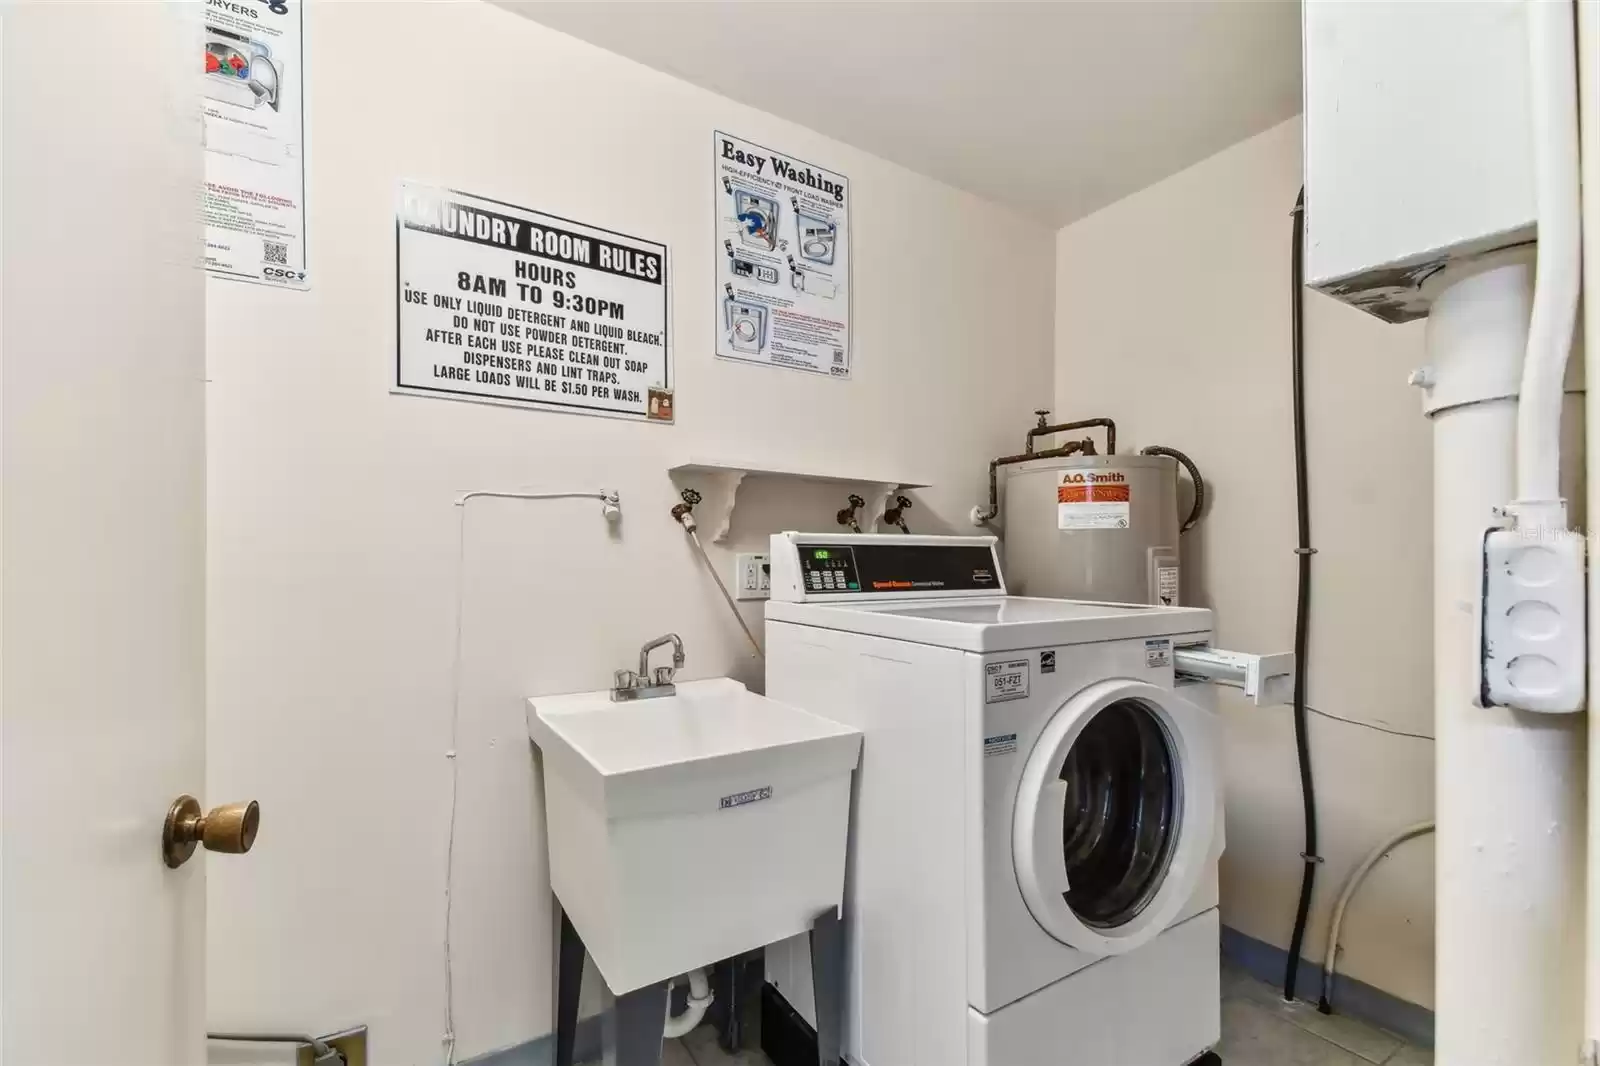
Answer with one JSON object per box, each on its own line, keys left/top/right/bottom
{"left": 799, "top": 547, "right": 862, "bottom": 593}
{"left": 771, "top": 532, "right": 1006, "bottom": 601}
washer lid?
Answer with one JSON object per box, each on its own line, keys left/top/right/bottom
{"left": 765, "top": 531, "right": 1209, "bottom": 649}
{"left": 1013, "top": 678, "right": 1218, "bottom": 956}
{"left": 766, "top": 595, "right": 1209, "bottom": 651}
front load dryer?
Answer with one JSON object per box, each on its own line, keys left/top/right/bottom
{"left": 763, "top": 532, "right": 1223, "bottom": 1066}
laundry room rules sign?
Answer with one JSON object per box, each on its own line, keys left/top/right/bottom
{"left": 395, "top": 181, "right": 673, "bottom": 422}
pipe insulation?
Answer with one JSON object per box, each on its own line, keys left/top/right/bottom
{"left": 1514, "top": 0, "right": 1582, "bottom": 521}
{"left": 1427, "top": 260, "right": 1585, "bottom": 1066}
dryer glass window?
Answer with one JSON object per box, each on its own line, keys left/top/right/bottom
{"left": 1058, "top": 698, "right": 1178, "bottom": 928}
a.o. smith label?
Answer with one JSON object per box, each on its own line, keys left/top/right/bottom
{"left": 1058, "top": 469, "right": 1131, "bottom": 530}
{"left": 720, "top": 786, "right": 773, "bottom": 810}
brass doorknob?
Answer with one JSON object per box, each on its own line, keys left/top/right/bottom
{"left": 163, "top": 795, "right": 260, "bottom": 868}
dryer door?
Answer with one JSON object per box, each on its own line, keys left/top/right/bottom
{"left": 1012, "top": 677, "right": 1217, "bottom": 956}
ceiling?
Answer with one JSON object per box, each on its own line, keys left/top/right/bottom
{"left": 495, "top": 0, "right": 1303, "bottom": 226}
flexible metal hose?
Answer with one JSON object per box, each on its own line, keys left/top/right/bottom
{"left": 1139, "top": 445, "right": 1205, "bottom": 532}
{"left": 687, "top": 526, "right": 764, "bottom": 659}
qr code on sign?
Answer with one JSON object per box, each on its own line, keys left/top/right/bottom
{"left": 833, "top": 349, "right": 845, "bottom": 364}
{"left": 262, "top": 241, "right": 288, "bottom": 265}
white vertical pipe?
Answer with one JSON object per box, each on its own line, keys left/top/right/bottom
{"left": 1428, "top": 260, "right": 1585, "bottom": 1066}
{"left": 1580, "top": 0, "right": 1600, "bottom": 1052}
{"left": 1516, "top": 0, "right": 1583, "bottom": 516}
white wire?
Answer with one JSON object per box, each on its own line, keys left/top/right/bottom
{"left": 687, "top": 527, "right": 764, "bottom": 659}
{"left": 1321, "top": 821, "right": 1435, "bottom": 1010}
{"left": 442, "top": 489, "right": 616, "bottom": 1066}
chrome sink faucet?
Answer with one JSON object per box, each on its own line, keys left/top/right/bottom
{"left": 611, "top": 633, "right": 685, "bottom": 701}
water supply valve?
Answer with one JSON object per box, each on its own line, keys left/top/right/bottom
{"left": 837, "top": 494, "right": 865, "bottom": 533}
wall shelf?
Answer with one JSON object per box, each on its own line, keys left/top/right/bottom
{"left": 668, "top": 458, "right": 931, "bottom": 542}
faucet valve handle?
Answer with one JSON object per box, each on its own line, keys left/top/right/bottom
{"left": 653, "top": 666, "right": 676, "bottom": 685}
{"left": 614, "top": 669, "right": 638, "bottom": 690}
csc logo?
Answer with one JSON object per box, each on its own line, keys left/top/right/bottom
{"left": 262, "top": 266, "right": 306, "bottom": 283}
{"left": 266, "top": 0, "right": 289, "bottom": 13}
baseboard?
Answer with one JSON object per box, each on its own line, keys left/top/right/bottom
{"left": 1220, "top": 925, "right": 1434, "bottom": 1049}
{"left": 760, "top": 982, "right": 818, "bottom": 1066}
{"left": 459, "top": 1014, "right": 605, "bottom": 1066}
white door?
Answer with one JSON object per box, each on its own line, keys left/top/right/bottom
{"left": 1011, "top": 678, "right": 1218, "bottom": 956}
{"left": 3, "top": 4, "right": 222, "bottom": 1063}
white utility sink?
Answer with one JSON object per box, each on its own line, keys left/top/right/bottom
{"left": 528, "top": 677, "right": 861, "bottom": 995}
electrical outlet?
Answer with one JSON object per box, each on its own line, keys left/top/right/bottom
{"left": 734, "top": 552, "right": 770, "bottom": 601}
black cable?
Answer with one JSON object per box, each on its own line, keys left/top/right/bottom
{"left": 1139, "top": 445, "right": 1205, "bottom": 532}
{"left": 1284, "top": 186, "right": 1319, "bottom": 1003}
{"left": 1305, "top": 705, "right": 1433, "bottom": 742}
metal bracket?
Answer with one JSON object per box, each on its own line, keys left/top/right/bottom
{"left": 1174, "top": 645, "right": 1296, "bottom": 706}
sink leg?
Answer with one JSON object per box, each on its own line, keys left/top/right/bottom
{"left": 555, "top": 905, "right": 585, "bottom": 1066}
{"left": 810, "top": 906, "right": 844, "bottom": 1066}
{"left": 604, "top": 979, "right": 669, "bottom": 1066}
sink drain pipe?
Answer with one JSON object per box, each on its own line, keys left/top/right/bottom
{"left": 663, "top": 968, "right": 714, "bottom": 1040}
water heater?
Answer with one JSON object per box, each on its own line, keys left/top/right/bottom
{"left": 970, "top": 412, "right": 1198, "bottom": 605}
{"left": 1002, "top": 453, "right": 1181, "bottom": 604}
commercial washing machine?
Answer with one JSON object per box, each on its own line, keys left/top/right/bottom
{"left": 762, "top": 532, "right": 1232, "bottom": 1066}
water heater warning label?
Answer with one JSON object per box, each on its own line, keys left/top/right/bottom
{"left": 1157, "top": 566, "right": 1180, "bottom": 606}
{"left": 1057, "top": 470, "right": 1131, "bottom": 530}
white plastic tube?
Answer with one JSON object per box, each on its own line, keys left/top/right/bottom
{"left": 1319, "top": 822, "right": 1434, "bottom": 1012}
{"left": 662, "top": 968, "right": 714, "bottom": 1040}
{"left": 1579, "top": 0, "right": 1600, "bottom": 1053}
{"left": 443, "top": 488, "right": 621, "bottom": 1065}
{"left": 1514, "top": 0, "right": 1582, "bottom": 517}
{"left": 1429, "top": 261, "right": 1586, "bottom": 1065}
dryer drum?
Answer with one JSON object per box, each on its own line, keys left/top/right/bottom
{"left": 1058, "top": 698, "right": 1179, "bottom": 928}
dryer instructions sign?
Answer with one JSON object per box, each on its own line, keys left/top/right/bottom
{"left": 714, "top": 132, "right": 851, "bottom": 378}
{"left": 203, "top": 0, "right": 309, "bottom": 288}
{"left": 395, "top": 182, "right": 672, "bottom": 422}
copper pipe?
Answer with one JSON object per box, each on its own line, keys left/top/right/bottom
{"left": 1025, "top": 411, "right": 1117, "bottom": 456}
{"left": 973, "top": 439, "right": 1091, "bottom": 523}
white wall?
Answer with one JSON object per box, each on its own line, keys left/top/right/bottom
{"left": 203, "top": 3, "right": 1053, "bottom": 1062}
{"left": 1053, "top": 118, "right": 1436, "bottom": 1008}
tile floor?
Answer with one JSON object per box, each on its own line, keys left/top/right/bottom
{"left": 648, "top": 967, "right": 1431, "bottom": 1066}
{"left": 1218, "top": 968, "right": 1431, "bottom": 1066}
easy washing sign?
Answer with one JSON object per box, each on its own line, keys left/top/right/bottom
{"left": 714, "top": 132, "right": 851, "bottom": 378}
